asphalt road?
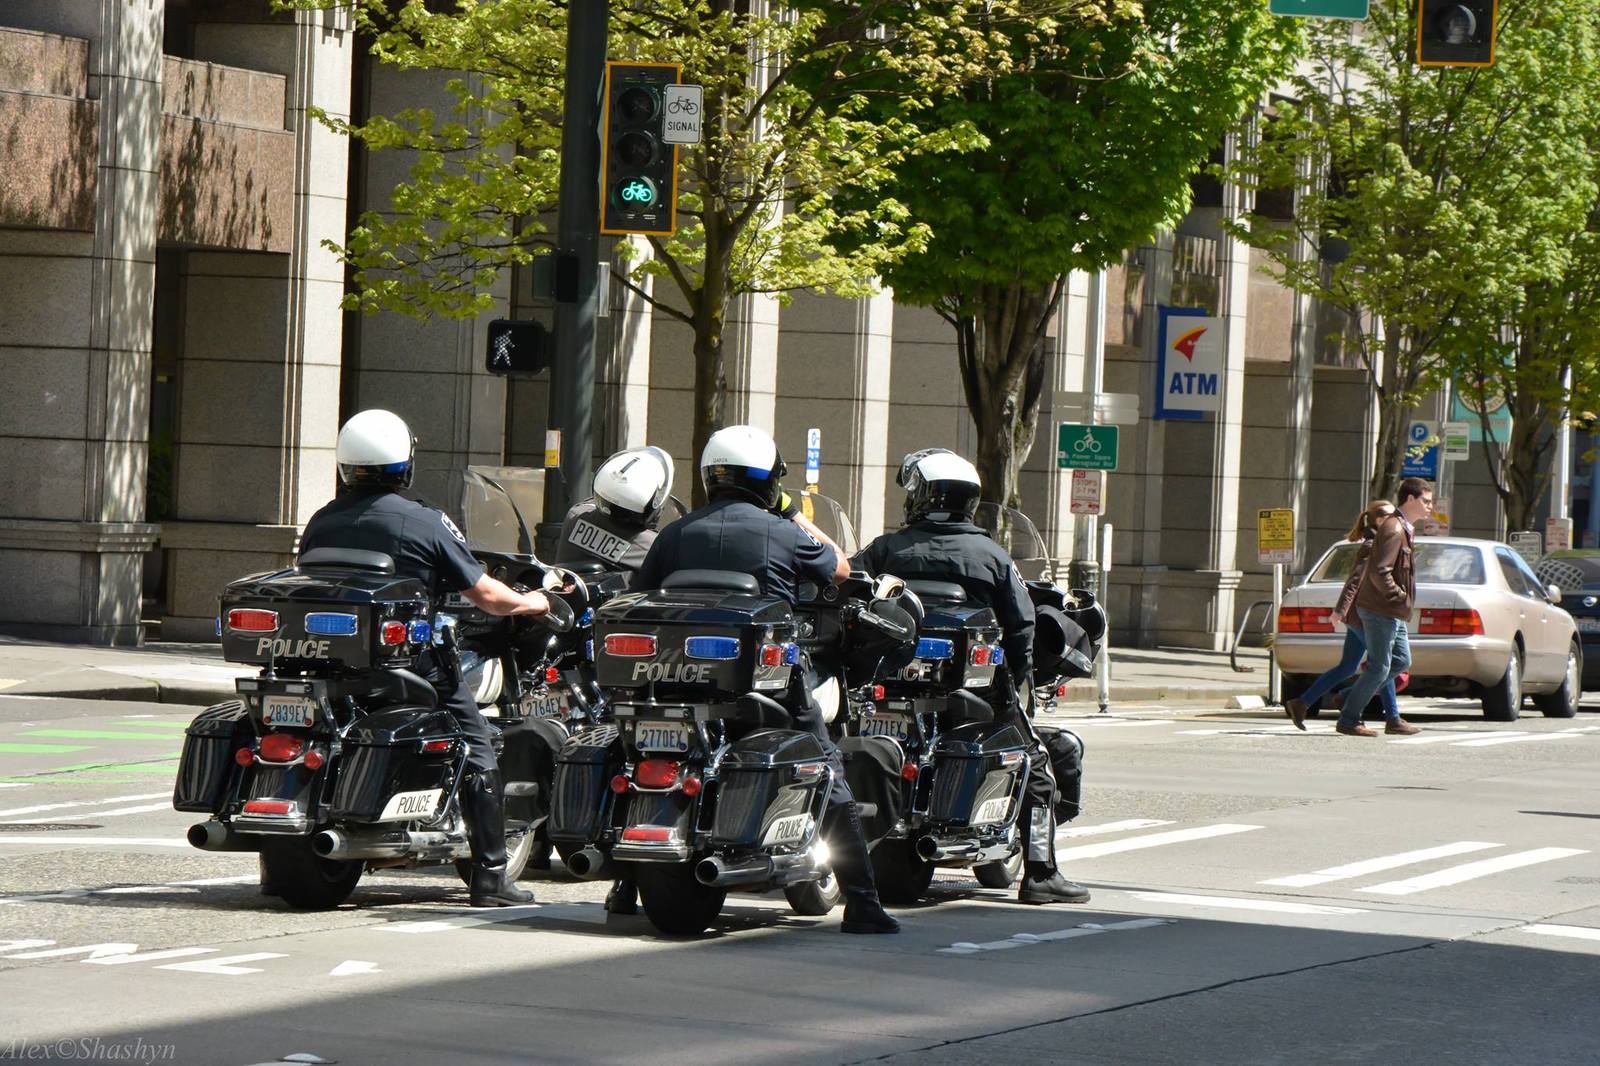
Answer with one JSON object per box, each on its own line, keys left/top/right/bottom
{"left": 2, "top": 691, "right": 1598, "bottom": 1066}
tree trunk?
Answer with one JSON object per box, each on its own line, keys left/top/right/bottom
{"left": 1368, "top": 397, "right": 1409, "bottom": 502}
{"left": 958, "top": 280, "right": 1060, "bottom": 511}
{"left": 689, "top": 286, "right": 727, "bottom": 510}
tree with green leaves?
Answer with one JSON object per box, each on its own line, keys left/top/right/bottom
{"left": 828, "top": 0, "right": 1298, "bottom": 507}
{"left": 1228, "top": 0, "right": 1600, "bottom": 504}
{"left": 301, "top": 0, "right": 1013, "bottom": 502}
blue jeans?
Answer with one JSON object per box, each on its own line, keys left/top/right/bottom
{"left": 1300, "top": 627, "right": 1400, "bottom": 719}
{"left": 1340, "top": 609, "right": 1412, "bottom": 730}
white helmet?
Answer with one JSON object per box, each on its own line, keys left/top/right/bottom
{"left": 336, "top": 409, "right": 415, "bottom": 488}
{"left": 593, "top": 446, "right": 674, "bottom": 528}
{"left": 700, "top": 425, "right": 786, "bottom": 508}
{"left": 900, "top": 448, "right": 981, "bottom": 522}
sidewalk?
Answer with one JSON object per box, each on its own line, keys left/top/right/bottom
{"left": 0, "top": 637, "right": 1271, "bottom": 708}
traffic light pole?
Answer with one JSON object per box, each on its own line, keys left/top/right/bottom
{"left": 540, "top": 0, "right": 608, "bottom": 550}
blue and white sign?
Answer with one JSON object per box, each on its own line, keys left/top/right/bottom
{"left": 1402, "top": 420, "right": 1440, "bottom": 480}
{"left": 805, "top": 427, "right": 821, "bottom": 484}
{"left": 1154, "top": 306, "right": 1224, "bottom": 420}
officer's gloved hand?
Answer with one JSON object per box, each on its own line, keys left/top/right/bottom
{"left": 771, "top": 490, "right": 802, "bottom": 521}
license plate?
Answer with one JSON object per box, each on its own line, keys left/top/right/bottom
{"left": 860, "top": 714, "right": 911, "bottom": 741}
{"left": 442, "top": 593, "right": 470, "bottom": 609}
{"left": 523, "top": 693, "right": 565, "bottom": 718}
{"left": 261, "top": 696, "right": 315, "bottom": 728}
{"left": 1578, "top": 617, "right": 1600, "bottom": 634}
{"left": 635, "top": 721, "right": 693, "bottom": 753}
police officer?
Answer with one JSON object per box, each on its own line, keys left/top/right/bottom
{"left": 853, "top": 449, "right": 1091, "bottom": 905}
{"left": 300, "top": 409, "right": 552, "bottom": 908}
{"left": 555, "top": 445, "right": 673, "bottom": 916}
{"left": 633, "top": 425, "right": 900, "bottom": 934}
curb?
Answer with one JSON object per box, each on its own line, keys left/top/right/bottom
{"left": 2, "top": 678, "right": 235, "bottom": 707}
{"left": 1056, "top": 683, "right": 1269, "bottom": 704}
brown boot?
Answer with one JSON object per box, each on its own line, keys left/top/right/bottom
{"left": 1336, "top": 723, "right": 1376, "bottom": 737}
{"left": 1385, "top": 718, "right": 1420, "bottom": 736}
{"left": 1285, "top": 698, "right": 1307, "bottom": 731}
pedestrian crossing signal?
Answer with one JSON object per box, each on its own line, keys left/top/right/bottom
{"left": 485, "top": 319, "right": 549, "bottom": 376}
{"left": 1416, "top": 0, "right": 1496, "bottom": 67}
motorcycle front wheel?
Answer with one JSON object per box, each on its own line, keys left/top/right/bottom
{"left": 974, "top": 850, "right": 1023, "bottom": 889}
{"left": 455, "top": 818, "right": 536, "bottom": 886}
{"left": 260, "top": 837, "right": 362, "bottom": 910}
{"left": 636, "top": 863, "right": 727, "bottom": 936}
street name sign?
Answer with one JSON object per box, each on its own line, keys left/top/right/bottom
{"left": 1257, "top": 508, "right": 1295, "bottom": 566}
{"left": 1057, "top": 424, "right": 1118, "bottom": 471}
{"left": 1269, "top": 0, "right": 1369, "bottom": 18}
{"left": 1069, "top": 470, "right": 1103, "bottom": 515}
{"left": 662, "top": 84, "right": 703, "bottom": 144}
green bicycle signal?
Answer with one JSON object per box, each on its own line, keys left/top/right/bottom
{"left": 614, "top": 177, "right": 658, "bottom": 208}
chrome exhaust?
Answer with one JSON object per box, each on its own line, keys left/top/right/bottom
{"left": 563, "top": 846, "right": 615, "bottom": 881}
{"left": 917, "top": 836, "right": 980, "bottom": 862}
{"left": 186, "top": 820, "right": 260, "bottom": 852}
{"left": 695, "top": 855, "right": 775, "bottom": 887}
{"left": 312, "top": 828, "right": 412, "bottom": 861}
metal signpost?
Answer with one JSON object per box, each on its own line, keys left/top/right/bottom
{"left": 1097, "top": 522, "right": 1113, "bottom": 713}
{"left": 1258, "top": 508, "right": 1295, "bottom": 706}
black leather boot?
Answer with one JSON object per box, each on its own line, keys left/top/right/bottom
{"left": 829, "top": 801, "right": 899, "bottom": 934}
{"left": 1018, "top": 867, "right": 1092, "bottom": 904}
{"left": 461, "top": 769, "right": 535, "bottom": 907}
{"left": 605, "top": 877, "right": 638, "bottom": 916}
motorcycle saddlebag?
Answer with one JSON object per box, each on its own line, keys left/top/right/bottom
{"left": 1034, "top": 605, "right": 1095, "bottom": 682}
{"left": 173, "top": 700, "right": 252, "bottom": 812}
{"left": 711, "top": 729, "right": 828, "bottom": 848}
{"left": 548, "top": 724, "right": 622, "bottom": 844}
{"left": 330, "top": 706, "right": 462, "bottom": 823}
{"left": 1037, "top": 726, "right": 1085, "bottom": 822}
{"left": 837, "top": 735, "right": 905, "bottom": 841}
{"left": 497, "top": 716, "right": 568, "bottom": 826}
{"left": 928, "top": 721, "right": 1027, "bottom": 826}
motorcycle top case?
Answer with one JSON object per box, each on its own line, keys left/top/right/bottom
{"left": 928, "top": 720, "right": 1028, "bottom": 826}
{"left": 219, "top": 565, "right": 430, "bottom": 671}
{"left": 173, "top": 700, "right": 253, "bottom": 812}
{"left": 893, "top": 602, "right": 1003, "bottom": 692}
{"left": 711, "top": 729, "right": 830, "bottom": 848}
{"left": 330, "top": 706, "right": 462, "bottom": 823}
{"left": 594, "top": 588, "right": 798, "bottom": 696}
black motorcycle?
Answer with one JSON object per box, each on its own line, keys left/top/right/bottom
{"left": 173, "top": 546, "right": 574, "bottom": 909}
{"left": 546, "top": 569, "right": 915, "bottom": 935}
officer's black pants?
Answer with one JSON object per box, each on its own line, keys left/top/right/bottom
{"left": 991, "top": 677, "right": 1060, "bottom": 873}
{"left": 421, "top": 655, "right": 499, "bottom": 775}
{"left": 789, "top": 664, "right": 881, "bottom": 905}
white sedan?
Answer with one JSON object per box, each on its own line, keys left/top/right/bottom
{"left": 1275, "top": 537, "right": 1582, "bottom": 720}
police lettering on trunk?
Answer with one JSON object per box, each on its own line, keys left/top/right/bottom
{"left": 255, "top": 637, "right": 332, "bottom": 659}
{"left": 631, "top": 660, "right": 714, "bottom": 684}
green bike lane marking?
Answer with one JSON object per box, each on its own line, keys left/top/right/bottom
{"left": 20, "top": 729, "right": 186, "bottom": 741}
{"left": 0, "top": 743, "right": 93, "bottom": 754}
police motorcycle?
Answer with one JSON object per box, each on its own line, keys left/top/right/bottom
{"left": 838, "top": 505, "right": 1100, "bottom": 902}
{"left": 173, "top": 544, "right": 577, "bottom": 910}
{"left": 545, "top": 563, "right": 917, "bottom": 936}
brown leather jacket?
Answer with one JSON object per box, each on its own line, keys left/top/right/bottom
{"left": 1341, "top": 507, "right": 1415, "bottom": 623}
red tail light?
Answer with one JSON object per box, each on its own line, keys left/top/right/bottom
{"left": 303, "top": 749, "right": 325, "bottom": 770}
{"left": 970, "top": 645, "right": 992, "bottom": 666}
{"left": 544, "top": 666, "right": 561, "bottom": 684}
{"left": 681, "top": 774, "right": 703, "bottom": 797}
{"left": 622, "top": 827, "right": 673, "bottom": 843}
{"left": 227, "top": 609, "right": 278, "bottom": 633}
{"left": 420, "top": 739, "right": 452, "bottom": 754}
{"left": 242, "top": 799, "right": 292, "bottom": 815}
{"left": 872, "top": 684, "right": 885, "bottom": 701}
{"left": 380, "top": 621, "right": 408, "bottom": 645}
{"left": 259, "top": 734, "right": 304, "bottom": 763}
{"left": 634, "top": 759, "right": 680, "bottom": 789}
{"left": 901, "top": 762, "right": 919, "bottom": 782}
{"left": 610, "top": 774, "right": 631, "bottom": 794}
{"left": 234, "top": 747, "right": 255, "bottom": 767}
{"left": 759, "top": 644, "right": 783, "bottom": 667}
{"left": 605, "top": 634, "right": 657, "bottom": 656}
{"left": 1418, "top": 608, "right": 1485, "bottom": 635}
{"left": 1278, "top": 606, "right": 1335, "bottom": 634}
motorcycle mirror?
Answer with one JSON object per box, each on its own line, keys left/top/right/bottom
{"left": 872, "top": 574, "right": 906, "bottom": 600}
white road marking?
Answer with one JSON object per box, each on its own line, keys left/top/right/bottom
{"left": 1387, "top": 731, "right": 1505, "bottom": 745}
{"left": 0, "top": 784, "right": 29, "bottom": 790}
{"left": 939, "top": 917, "right": 1172, "bottom": 955}
{"left": 157, "top": 952, "right": 286, "bottom": 975}
{"left": 1259, "top": 841, "right": 1503, "bottom": 888}
{"left": 1055, "top": 823, "right": 1263, "bottom": 863}
{"left": 1520, "top": 924, "right": 1600, "bottom": 943}
{"left": 1129, "top": 892, "right": 1367, "bottom": 915}
{"left": 0, "top": 939, "right": 55, "bottom": 953}
{"left": 2, "top": 874, "right": 255, "bottom": 906}
{"left": 0, "top": 836, "right": 188, "bottom": 848}
{"left": 1452, "top": 732, "right": 1585, "bottom": 748}
{"left": 1176, "top": 724, "right": 1334, "bottom": 736}
{"left": 0, "top": 792, "right": 168, "bottom": 819}
{"left": 56, "top": 803, "right": 173, "bottom": 821}
{"left": 1360, "top": 847, "right": 1588, "bottom": 895}
{"left": 329, "top": 960, "right": 380, "bottom": 977}
{"left": 1070, "top": 720, "right": 1175, "bottom": 728}
{"left": 378, "top": 904, "right": 545, "bottom": 933}
{"left": 1056, "top": 819, "right": 1174, "bottom": 839}
{"left": 84, "top": 948, "right": 218, "bottom": 966}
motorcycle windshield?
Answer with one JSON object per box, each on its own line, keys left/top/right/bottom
{"left": 802, "top": 491, "right": 858, "bottom": 558}
{"left": 971, "top": 503, "right": 1053, "bottom": 583}
{"left": 460, "top": 466, "right": 546, "bottom": 555}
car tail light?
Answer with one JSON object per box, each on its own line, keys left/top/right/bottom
{"left": 1418, "top": 608, "right": 1485, "bottom": 635}
{"left": 622, "top": 827, "right": 673, "bottom": 843}
{"left": 681, "top": 774, "right": 703, "bottom": 797}
{"left": 227, "top": 609, "right": 278, "bottom": 633}
{"left": 242, "top": 799, "right": 292, "bottom": 816}
{"left": 970, "top": 645, "right": 992, "bottom": 667}
{"left": 901, "top": 762, "right": 919, "bottom": 782}
{"left": 610, "top": 774, "right": 631, "bottom": 794}
{"left": 380, "top": 621, "right": 408, "bottom": 645}
{"left": 544, "top": 666, "right": 561, "bottom": 684}
{"left": 1277, "top": 607, "right": 1335, "bottom": 634}
{"left": 234, "top": 747, "right": 255, "bottom": 767}
{"left": 259, "top": 734, "right": 304, "bottom": 763}
{"left": 635, "top": 759, "right": 680, "bottom": 789}
{"left": 303, "top": 749, "right": 325, "bottom": 770}
{"left": 605, "top": 634, "right": 657, "bottom": 656}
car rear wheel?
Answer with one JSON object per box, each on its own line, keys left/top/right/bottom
{"left": 1533, "top": 642, "right": 1582, "bottom": 719}
{"left": 1482, "top": 646, "right": 1523, "bottom": 722}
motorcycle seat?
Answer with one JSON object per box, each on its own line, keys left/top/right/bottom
{"left": 298, "top": 547, "right": 396, "bottom": 574}
{"left": 663, "top": 569, "right": 760, "bottom": 594}
{"left": 906, "top": 579, "right": 966, "bottom": 604}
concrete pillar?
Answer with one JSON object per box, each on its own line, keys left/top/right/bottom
{"left": 0, "top": 0, "right": 162, "bottom": 645}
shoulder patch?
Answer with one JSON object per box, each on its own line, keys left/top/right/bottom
{"left": 441, "top": 513, "right": 467, "bottom": 544}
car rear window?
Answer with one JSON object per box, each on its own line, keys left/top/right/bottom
{"left": 1308, "top": 542, "right": 1485, "bottom": 585}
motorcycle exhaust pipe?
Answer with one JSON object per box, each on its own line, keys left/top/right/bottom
{"left": 916, "top": 836, "right": 980, "bottom": 862}
{"left": 695, "top": 855, "right": 775, "bottom": 888}
{"left": 186, "top": 820, "right": 260, "bottom": 853}
{"left": 312, "top": 828, "right": 412, "bottom": 861}
{"left": 563, "top": 846, "right": 615, "bottom": 881}
{"left": 915, "top": 835, "right": 940, "bottom": 861}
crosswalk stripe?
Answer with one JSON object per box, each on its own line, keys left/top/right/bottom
{"left": 0, "top": 793, "right": 169, "bottom": 819}
{"left": 1055, "top": 823, "right": 1262, "bottom": 863}
{"left": 1360, "top": 847, "right": 1588, "bottom": 895}
{"left": 1452, "top": 733, "right": 1582, "bottom": 748}
{"left": 56, "top": 803, "right": 171, "bottom": 821}
{"left": 1128, "top": 892, "right": 1367, "bottom": 916}
{"left": 1520, "top": 924, "right": 1600, "bottom": 943}
{"left": 1387, "top": 731, "right": 1505, "bottom": 745}
{"left": 1070, "top": 720, "right": 1175, "bottom": 728}
{"left": 1057, "top": 819, "right": 1174, "bottom": 839}
{"left": 1259, "top": 841, "right": 1502, "bottom": 888}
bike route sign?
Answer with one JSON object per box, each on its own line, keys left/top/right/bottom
{"left": 1268, "top": 0, "right": 1368, "bottom": 18}
{"left": 1057, "top": 423, "right": 1118, "bottom": 471}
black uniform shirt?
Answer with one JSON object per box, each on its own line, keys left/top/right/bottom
{"left": 300, "top": 488, "right": 485, "bottom": 597}
{"left": 555, "top": 500, "right": 656, "bottom": 572}
{"left": 634, "top": 497, "right": 837, "bottom": 605}
{"left": 853, "top": 518, "right": 1034, "bottom": 686}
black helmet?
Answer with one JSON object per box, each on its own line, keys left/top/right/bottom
{"left": 700, "top": 425, "right": 787, "bottom": 508}
{"left": 899, "top": 448, "right": 982, "bottom": 522}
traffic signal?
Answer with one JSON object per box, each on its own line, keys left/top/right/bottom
{"left": 1416, "top": 1, "right": 1496, "bottom": 67}
{"left": 600, "top": 61, "right": 680, "bottom": 237}
{"left": 485, "top": 319, "right": 549, "bottom": 376}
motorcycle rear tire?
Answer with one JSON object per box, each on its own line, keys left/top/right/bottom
{"left": 869, "top": 840, "right": 936, "bottom": 904}
{"left": 784, "top": 869, "right": 842, "bottom": 915}
{"left": 636, "top": 863, "right": 727, "bottom": 936}
{"left": 454, "top": 819, "right": 536, "bottom": 887}
{"left": 260, "top": 837, "right": 362, "bottom": 910}
{"left": 974, "top": 849, "right": 1023, "bottom": 889}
